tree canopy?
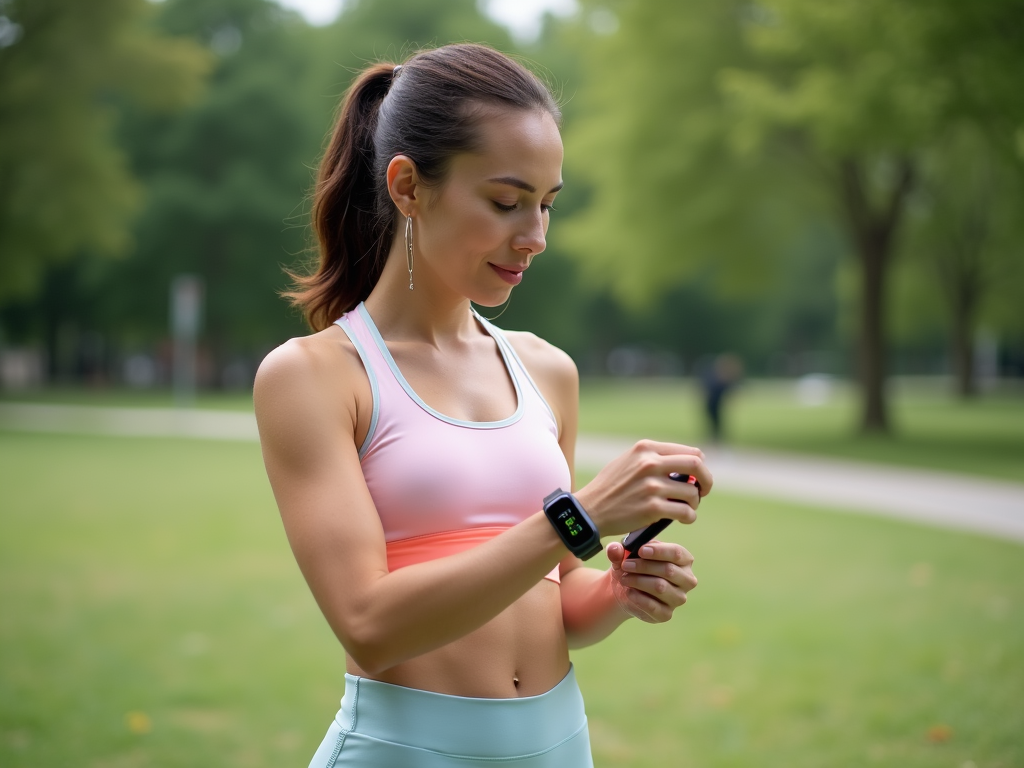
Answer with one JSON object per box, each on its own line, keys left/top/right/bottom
{"left": 0, "top": 0, "right": 211, "bottom": 302}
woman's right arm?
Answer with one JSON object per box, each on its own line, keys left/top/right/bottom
{"left": 254, "top": 335, "right": 712, "bottom": 674}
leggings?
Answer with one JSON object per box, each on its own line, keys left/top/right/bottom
{"left": 308, "top": 664, "right": 594, "bottom": 767}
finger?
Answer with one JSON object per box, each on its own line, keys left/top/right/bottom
{"left": 622, "top": 586, "right": 673, "bottom": 622}
{"left": 634, "top": 439, "right": 705, "bottom": 460}
{"left": 621, "top": 553, "right": 697, "bottom": 588}
{"left": 664, "top": 477, "right": 701, "bottom": 508}
{"left": 622, "top": 567, "right": 692, "bottom": 599}
{"left": 649, "top": 497, "right": 698, "bottom": 524}
{"left": 605, "top": 540, "right": 625, "bottom": 570}
{"left": 651, "top": 454, "right": 713, "bottom": 497}
{"left": 631, "top": 541, "right": 694, "bottom": 566}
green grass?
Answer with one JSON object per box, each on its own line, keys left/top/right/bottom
{"left": 579, "top": 378, "right": 1024, "bottom": 483}
{"left": 2, "top": 432, "right": 1021, "bottom": 767}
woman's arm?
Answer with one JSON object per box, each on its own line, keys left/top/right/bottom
{"left": 506, "top": 332, "right": 704, "bottom": 647}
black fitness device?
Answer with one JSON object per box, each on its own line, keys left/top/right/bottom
{"left": 621, "top": 473, "right": 701, "bottom": 559}
{"left": 542, "top": 488, "right": 603, "bottom": 560}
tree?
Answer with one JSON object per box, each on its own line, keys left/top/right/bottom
{"left": 905, "top": 125, "right": 1024, "bottom": 396}
{"left": 722, "top": 0, "right": 1024, "bottom": 429}
{"left": 559, "top": 0, "right": 803, "bottom": 305}
{"left": 561, "top": 0, "right": 1024, "bottom": 432}
{"left": 0, "top": 0, "right": 211, "bottom": 304}
{"left": 20, "top": 0, "right": 521, "bottom": 384}
{"left": 104, "top": 0, "right": 325, "bottom": 366}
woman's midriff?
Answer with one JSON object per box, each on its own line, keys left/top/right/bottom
{"left": 345, "top": 579, "right": 570, "bottom": 698}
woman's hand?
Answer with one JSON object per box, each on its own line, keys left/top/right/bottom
{"left": 574, "top": 440, "right": 713, "bottom": 537}
{"left": 605, "top": 539, "right": 697, "bottom": 623}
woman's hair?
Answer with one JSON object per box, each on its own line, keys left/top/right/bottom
{"left": 286, "top": 43, "right": 561, "bottom": 331}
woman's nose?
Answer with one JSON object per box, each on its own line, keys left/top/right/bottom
{"left": 514, "top": 209, "right": 547, "bottom": 256}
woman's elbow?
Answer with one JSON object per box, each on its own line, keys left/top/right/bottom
{"left": 335, "top": 614, "right": 398, "bottom": 675}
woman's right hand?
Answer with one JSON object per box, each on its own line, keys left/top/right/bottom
{"left": 573, "top": 440, "right": 713, "bottom": 537}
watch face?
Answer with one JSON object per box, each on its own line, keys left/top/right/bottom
{"left": 549, "top": 497, "right": 594, "bottom": 546}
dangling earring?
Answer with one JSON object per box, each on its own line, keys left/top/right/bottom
{"left": 405, "top": 214, "right": 414, "bottom": 290}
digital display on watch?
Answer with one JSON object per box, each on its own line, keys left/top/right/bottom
{"left": 549, "top": 497, "right": 592, "bottom": 544}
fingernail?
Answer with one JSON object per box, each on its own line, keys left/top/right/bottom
{"left": 622, "top": 560, "right": 637, "bottom": 571}
{"left": 640, "top": 546, "right": 653, "bottom": 557}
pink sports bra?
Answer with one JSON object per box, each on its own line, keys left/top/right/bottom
{"left": 335, "top": 303, "right": 572, "bottom": 584}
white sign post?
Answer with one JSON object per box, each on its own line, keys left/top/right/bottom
{"left": 171, "top": 275, "right": 204, "bottom": 406}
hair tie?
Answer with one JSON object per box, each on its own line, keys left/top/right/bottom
{"left": 392, "top": 64, "right": 402, "bottom": 79}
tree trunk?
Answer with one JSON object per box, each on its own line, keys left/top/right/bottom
{"left": 839, "top": 157, "right": 915, "bottom": 434}
{"left": 949, "top": 272, "right": 980, "bottom": 398}
{"left": 951, "top": 311, "right": 975, "bottom": 397}
{"left": 858, "top": 234, "right": 889, "bottom": 431}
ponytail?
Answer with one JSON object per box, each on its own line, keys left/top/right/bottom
{"left": 285, "top": 63, "right": 396, "bottom": 331}
{"left": 286, "top": 46, "right": 560, "bottom": 331}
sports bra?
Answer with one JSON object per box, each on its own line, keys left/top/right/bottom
{"left": 335, "top": 303, "right": 572, "bottom": 584}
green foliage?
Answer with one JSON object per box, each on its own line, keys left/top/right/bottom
{"left": 99, "top": 0, "right": 324, "bottom": 351}
{"left": 905, "top": 125, "right": 1024, "bottom": 332}
{"left": 559, "top": 0, "right": 807, "bottom": 306}
{"left": 323, "top": 0, "right": 514, "bottom": 64}
{"left": 0, "top": 0, "right": 211, "bottom": 303}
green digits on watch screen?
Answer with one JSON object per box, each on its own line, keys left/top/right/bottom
{"left": 559, "top": 511, "right": 583, "bottom": 538}
{"left": 542, "top": 488, "right": 602, "bottom": 560}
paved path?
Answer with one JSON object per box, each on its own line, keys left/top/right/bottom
{"left": 3, "top": 403, "right": 1023, "bottom": 544}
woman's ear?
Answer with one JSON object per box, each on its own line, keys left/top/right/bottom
{"left": 387, "top": 155, "right": 420, "bottom": 217}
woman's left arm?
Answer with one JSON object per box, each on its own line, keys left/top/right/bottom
{"left": 506, "top": 333, "right": 699, "bottom": 648}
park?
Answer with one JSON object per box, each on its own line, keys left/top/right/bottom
{"left": 1, "top": 0, "right": 1022, "bottom": 766}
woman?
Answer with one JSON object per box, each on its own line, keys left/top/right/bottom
{"left": 254, "top": 43, "right": 712, "bottom": 767}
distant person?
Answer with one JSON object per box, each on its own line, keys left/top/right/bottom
{"left": 253, "top": 44, "right": 712, "bottom": 767}
{"left": 702, "top": 353, "right": 744, "bottom": 442}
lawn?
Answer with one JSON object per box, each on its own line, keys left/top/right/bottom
{"left": 578, "top": 378, "right": 1024, "bottom": 483}
{"left": 1, "top": 432, "right": 1020, "bottom": 767}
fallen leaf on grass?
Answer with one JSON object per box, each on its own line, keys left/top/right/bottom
{"left": 124, "top": 711, "right": 152, "bottom": 734}
{"left": 927, "top": 723, "right": 952, "bottom": 743}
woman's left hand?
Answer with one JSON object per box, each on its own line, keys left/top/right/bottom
{"left": 605, "top": 539, "right": 697, "bottom": 623}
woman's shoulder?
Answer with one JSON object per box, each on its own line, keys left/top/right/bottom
{"left": 254, "top": 326, "right": 369, "bottom": 439}
{"left": 256, "top": 326, "right": 360, "bottom": 391}
{"left": 501, "top": 329, "right": 578, "bottom": 395}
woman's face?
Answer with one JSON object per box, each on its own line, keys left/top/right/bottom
{"left": 413, "top": 108, "right": 564, "bottom": 307}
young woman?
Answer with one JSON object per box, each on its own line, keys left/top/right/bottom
{"left": 254, "top": 43, "right": 712, "bottom": 767}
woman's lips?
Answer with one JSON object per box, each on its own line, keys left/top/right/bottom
{"left": 489, "top": 263, "right": 525, "bottom": 286}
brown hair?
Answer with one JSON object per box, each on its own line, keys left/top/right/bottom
{"left": 285, "top": 43, "right": 561, "bottom": 331}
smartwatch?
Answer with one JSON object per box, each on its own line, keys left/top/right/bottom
{"left": 542, "top": 488, "right": 603, "bottom": 561}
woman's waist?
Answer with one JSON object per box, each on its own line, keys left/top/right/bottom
{"left": 345, "top": 580, "right": 569, "bottom": 698}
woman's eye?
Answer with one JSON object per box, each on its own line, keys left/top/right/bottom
{"left": 541, "top": 203, "right": 556, "bottom": 214}
{"left": 493, "top": 201, "right": 518, "bottom": 212}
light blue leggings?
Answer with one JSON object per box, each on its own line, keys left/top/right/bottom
{"left": 308, "top": 664, "right": 594, "bottom": 767}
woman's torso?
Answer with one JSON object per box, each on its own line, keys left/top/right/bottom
{"left": 335, "top": 302, "right": 572, "bottom": 698}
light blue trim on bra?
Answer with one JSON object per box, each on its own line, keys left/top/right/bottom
{"left": 356, "top": 303, "right": 524, "bottom": 429}
{"left": 472, "top": 310, "right": 560, "bottom": 431}
{"left": 335, "top": 315, "right": 380, "bottom": 460}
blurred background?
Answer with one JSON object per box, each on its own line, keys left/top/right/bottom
{"left": 1, "top": 1, "right": 1022, "bottom": 767}
{"left": 1, "top": 0, "right": 1022, "bottom": 423}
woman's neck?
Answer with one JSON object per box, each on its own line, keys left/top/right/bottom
{"left": 363, "top": 247, "right": 479, "bottom": 348}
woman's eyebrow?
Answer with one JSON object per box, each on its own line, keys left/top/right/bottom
{"left": 488, "top": 176, "right": 564, "bottom": 194}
